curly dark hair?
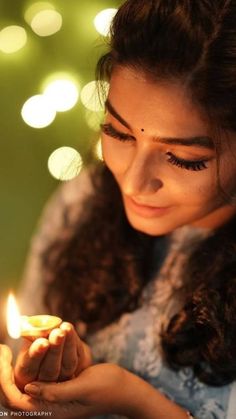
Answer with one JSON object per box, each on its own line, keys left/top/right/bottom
{"left": 43, "top": 164, "right": 157, "bottom": 331}
{"left": 42, "top": 0, "right": 236, "bottom": 386}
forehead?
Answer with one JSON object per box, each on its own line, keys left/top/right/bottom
{"left": 108, "top": 66, "right": 210, "bottom": 138}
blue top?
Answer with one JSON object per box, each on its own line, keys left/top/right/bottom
{"left": 87, "top": 228, "right": 233, "bottom": 419}
{"left": 18, "top": 170, "right": 236, "bottom": 419}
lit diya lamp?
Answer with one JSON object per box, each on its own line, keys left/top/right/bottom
{"left": 6, "top": 292, "right": 62, "bottom": 341}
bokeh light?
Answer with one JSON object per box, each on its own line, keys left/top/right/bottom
{"left": 21, "top": 95, "right": 56, "bottom": 128}
{"left": 94, "top": 8, "right": 117, "bottom": 36}
{"left": 48, "top": 147, "right": 83, "bottom": 181}
{"left": 81, "top": 81, "right": 109, "bottom": 112}
{"left": 24, "top": 2, "right": 55, "bottom": 24}
{"left": 0, "top": 26, "right": 27, "bottom": 54}
{"left": 85, "top": 110, "right": 104, "bottom": 131}
{"left": 31, "top": 10, "right": 62, "bottom": 37}
{"left": 43, "top": 79, "right": 79, "bottom": 112}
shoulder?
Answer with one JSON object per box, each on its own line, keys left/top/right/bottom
{"left": 31, "top": 165, "right": 96, "bottom": 251}
{"left": 17, "top": 166, "right": 97, "bottom": 314}
{"left": 42, "top": 165, "right": 95, "bottom": 220}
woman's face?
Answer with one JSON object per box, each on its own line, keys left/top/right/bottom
{"left": 101, "top": 66, "right": 236, "bottom": 235}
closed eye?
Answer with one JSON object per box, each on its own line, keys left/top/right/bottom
{"left": 166, "top": 152, "right": 209, "bottom": 171}
{"left": 101, "top": 123, "right": 210, "bottom": 172}
{"left": 100, "top": 123, "right": 135, "bottom": 141}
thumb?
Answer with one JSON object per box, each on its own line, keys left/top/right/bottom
{"left": 0, "top": 344, "right": 13, "bottom": 365}
{"left": 0, "top": 345, "right": 28, "bottom": 408}
{"left": 24, "top": 376, "right": 84, "bottom": 403}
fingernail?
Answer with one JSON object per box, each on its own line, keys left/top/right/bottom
{"left": 39, "top": 342, "right": 49, "bottom": 350}
{"left": 60, "top": 322, "right": 72, "bottom": 332}
{"left": 25, "top": 384, "right": 40, "bottom": 397}
{"left": 55, "top": 333, "right": 65, "bottom": 344}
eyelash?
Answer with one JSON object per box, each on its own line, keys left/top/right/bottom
{"left": 100, "top": 123, "right": 209, "bottom": 172}
{"left": 101, "top": 123, "right": 134, "bottom": 141}
{"left": 166, "top": 152, "right": 208, "bottom": 171}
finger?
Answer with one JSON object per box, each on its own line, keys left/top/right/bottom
{"left": 24, "top": 365, "right": 100, "bottom": 403}
{"left": 59, "top": 322, "right": 78, "bottom": 379}
{"left": 0, "top": 345, "right": 38, "bottom": 410}
{"left": 0, "top": 344, "right": 12, "bottom": 365}
{"left": 25, "top": 364, "right": 122, "bottom": 409}
{"left": 14, "top": 338, "right": 50, "bottom": 390}
{"left": 0, "top": 345, "right": 13, "bottom": 404}
{"left": 38, "top": 328, "right": 65, "bottom": 382}
{"left": 24, "top": 376, "right": 82, "bottom": 402}
{"left": 0, "top": 346, "right": 79, "bottom": 416}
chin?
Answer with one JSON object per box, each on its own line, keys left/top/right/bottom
{"left": 127, "top": 216, "right": 175, "bottom": 236}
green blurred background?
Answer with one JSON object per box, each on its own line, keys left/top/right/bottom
{"left": 0, "top": 0, "right": 121, "bottom": 311}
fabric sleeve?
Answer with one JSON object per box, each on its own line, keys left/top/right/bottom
{"left": 17, "top": 168, "right": 94, "bottom": 317}
{"left": 226, "top": 382, "right": 236, "bottom": 419}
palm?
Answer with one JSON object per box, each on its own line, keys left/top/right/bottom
{"left": 0, "top": 345, "right": 125, "bottom": 418}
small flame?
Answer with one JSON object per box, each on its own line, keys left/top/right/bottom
{"left": 6, "top": 293, "right": 21, "bottom": 339}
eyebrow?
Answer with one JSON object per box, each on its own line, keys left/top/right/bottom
{"left": 105, "top": 99, "right": 215, "bottom": 150}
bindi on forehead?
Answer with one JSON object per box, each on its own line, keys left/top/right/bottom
{"left": 105, "top": 99, "right": 214, "bottom": 149}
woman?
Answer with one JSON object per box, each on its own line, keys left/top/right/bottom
{"left": 1, "top": 0, "right": 236, "bottom": 417}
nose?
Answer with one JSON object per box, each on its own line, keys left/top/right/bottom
{"left": 121, "top": 151, "right": 163, "bottom": 197}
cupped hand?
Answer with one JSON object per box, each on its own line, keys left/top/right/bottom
{"left": 0, "top": 344, "right": 127, "bottom": 418}
{"left": 24, "top": 362, "right": 130, "bottom": 418}
{"left": 25, "top": 362, "right": 127, "bottom": 407}
{"left": 14, "top": 322, "right": 92, "bottom": 391}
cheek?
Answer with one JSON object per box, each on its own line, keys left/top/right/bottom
{"left": 165, "top": 164, "right": 217, "bottom": 201}
{"left": 102, "top": 138, "right": 134, "bottom": 175}
{"left": 218, "top": 158, "right": 236, "bottom": 196}
{"left": 190, "top": 159, "right": 236, "bottom": 206}
{"left": 101, "top": 139, "right": 223, "bottom": 207}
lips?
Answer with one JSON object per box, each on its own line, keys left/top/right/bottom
{"left": 125, "top": 196, "right": 171, "bottom": 218}
{"left": 131, "top": 198, "right": 166, "bottom": 208}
